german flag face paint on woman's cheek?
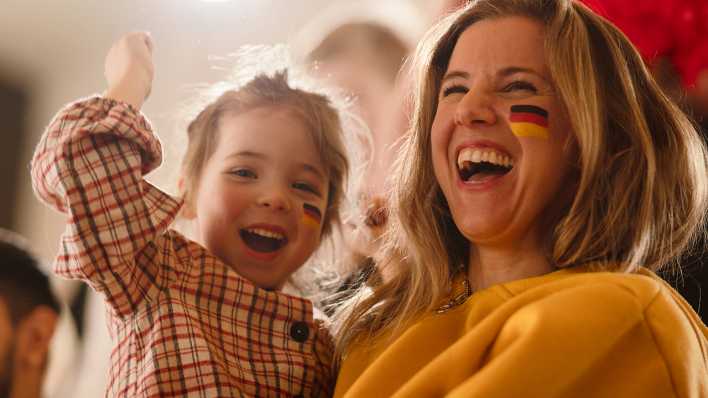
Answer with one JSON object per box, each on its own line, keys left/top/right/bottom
{"left": 302, "top": 203, "right": 322, "bottom": 229}
{"left": 509, "top": 104, "right": 549, "bottom": 139}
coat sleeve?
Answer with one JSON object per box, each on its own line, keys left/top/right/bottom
{"left": 31, "top": 96, "right": 183, "bottom": 318}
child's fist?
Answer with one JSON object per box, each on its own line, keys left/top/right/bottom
{"left": 104, "top": 32, "right": 154, "bottom": 110}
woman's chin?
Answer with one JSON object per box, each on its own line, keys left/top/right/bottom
{"left": 459, "top": 223, "right": 526, "bottom": 249}
{"left": 456, "top": 215, "right": 506, "bottom": 238}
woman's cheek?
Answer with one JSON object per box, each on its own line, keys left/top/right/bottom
{"left": 431, "top": 105, "right": 457, "bottom": 171}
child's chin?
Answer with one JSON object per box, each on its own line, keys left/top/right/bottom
{"left": 232, "top": 264, "right": 284, "bottom": 291}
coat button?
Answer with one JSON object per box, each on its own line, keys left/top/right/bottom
{"left": 290, "top": 321, "right": 309, "bottom": 342}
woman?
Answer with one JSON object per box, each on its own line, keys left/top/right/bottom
{"left": 332, "top": 0, "right": 708, "bottom": 397}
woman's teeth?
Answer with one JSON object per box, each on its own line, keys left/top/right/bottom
{"left": 457, "top": 148, "right": 514, "bottom": 169}
{"left": 457, "top": 147, "right": 514, "bottom": 181}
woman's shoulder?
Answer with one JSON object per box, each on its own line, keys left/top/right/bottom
{"left": 497, "top": 265, "right": 704, "bottom": 333}
{"left": 546, "top": 267, "right": 708, "bottom": 394}
{"left": 498, "top": 264, "right": 706, "bottom": 352}
{"left": 516, "top": 265, "right": 684, "bottom": 313}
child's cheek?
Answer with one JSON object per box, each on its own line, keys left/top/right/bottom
{"left": 300, "top": 203, "right": 325, "bottom": 251}
{"left": 221, "top": 194, "right": 248, "bottom": 217}
{"left": 301, "top": 203, "right": 323, "bottom": 231}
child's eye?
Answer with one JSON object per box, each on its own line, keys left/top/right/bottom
{"left": 293, "top": 182, "right": 321, "bottom": 196}
{"left": 502, "top": 81, "right": 537, "bottom": 93}
{"left": 442, "top": 84, "right": 468, "bottom": 97}
{"left": 229, "top": 168, "right": 257, "bottom": 179}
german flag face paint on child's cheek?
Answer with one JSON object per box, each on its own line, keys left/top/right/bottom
{"left": 509, "top": 105, "right": 549, "bottom": 139}
{"left": 302, "top": 203, "right": 322, "bottom": 229}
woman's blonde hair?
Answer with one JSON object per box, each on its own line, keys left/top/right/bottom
{"left": 181, "top": 70, "right": 349, "bottom": 238}
{"left": 332, "top": 0, "right": 708, "bottom": 357}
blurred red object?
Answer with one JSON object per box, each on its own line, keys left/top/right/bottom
{"left": 581, "top": 0, "right": 708, "bottom": 88}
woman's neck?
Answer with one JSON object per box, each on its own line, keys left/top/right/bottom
{"left": 467, "top": 242, "right": 554, "bottom": 291}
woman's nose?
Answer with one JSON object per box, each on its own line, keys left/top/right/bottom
{"left": 454, "top": 90, "right": 497, "bottom": 127}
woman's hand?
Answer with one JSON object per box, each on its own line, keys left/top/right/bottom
{"left": 104, "top": 32, "right": 154, "bottom": 110}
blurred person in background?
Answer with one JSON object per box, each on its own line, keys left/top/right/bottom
{"left": 299, "top": 1, "right": 475, "bottom": 289}
{"left": 0, "top": 229, "right": 60, "bottom": 398}
{"left": 298, "top": 4, "right": 418, "bottom": 294}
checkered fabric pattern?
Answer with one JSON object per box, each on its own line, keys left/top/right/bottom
{"left": 31, "top": 96, "right": 334, "bottom": 397}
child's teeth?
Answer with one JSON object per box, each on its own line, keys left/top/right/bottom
{"left": 248, "top": 228, "right": 284, "bottom": 240}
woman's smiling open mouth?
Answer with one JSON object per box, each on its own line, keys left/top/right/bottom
{"left": 457, "top": 147, "right": 514, "bottom": 182}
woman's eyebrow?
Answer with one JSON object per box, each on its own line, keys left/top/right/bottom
{"left": 441, "top": 70, "right": 470, "bottom": 84}
{"left": 442, "top": 67, "right": 548, "bottom": 83}
{"left": 498, "top": 66, "right": 548, "bottom": 82}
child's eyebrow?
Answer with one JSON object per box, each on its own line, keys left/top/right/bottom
{"left": 225, "top": 151, "right": 325, "bottom": 180}
{"left": 225, "top": 151, "right": 265, "bottom": 161}
{"left": 300, "top": 163, "right": 326, "bottom": 181}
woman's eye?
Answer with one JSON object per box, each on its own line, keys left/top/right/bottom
{"left": 503, "top": 81, "right": 537, "bottom": 93}
{"left": 442, "top": 84, "right": 468, "bottom": 97}
{"left": 293, "top": 182, "right": 320, "bottom": 196}
{"left": 229, "top": 169, "right": 257, "bottom": 179}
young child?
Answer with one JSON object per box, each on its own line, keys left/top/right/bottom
{"left": 31, "top": 32, "right": 348, "bottom": 397}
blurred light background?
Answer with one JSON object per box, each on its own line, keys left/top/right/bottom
{"left": 1, "top": 0, "right": 706, "bottom": 396}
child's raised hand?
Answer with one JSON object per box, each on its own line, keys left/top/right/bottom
{"left": 104, "top": 32, "right": 154, "bottom": 110}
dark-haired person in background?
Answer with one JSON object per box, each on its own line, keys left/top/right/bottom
{"left": 0, "top": 229, "right": 60, "bottom": 398}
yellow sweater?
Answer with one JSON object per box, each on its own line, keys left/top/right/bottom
{"left": 335, "top": 266, "right": 708, "bottom": 397}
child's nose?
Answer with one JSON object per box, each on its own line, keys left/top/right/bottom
{"left": 257, "top": 189, "right": 292, "bottom": 212}
{"left": 455, "top": 90, "right": 497, "bottom": 127}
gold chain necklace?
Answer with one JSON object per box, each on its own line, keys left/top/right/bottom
{"left": 435, "top": 272, "right": 472, "bottom": 314}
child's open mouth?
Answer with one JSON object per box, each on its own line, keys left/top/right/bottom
{"left": 240, "top": 228, "right": 287, "bottom": 253}
{"left": 457, "top": 147, "right": 514, "bottom": 182}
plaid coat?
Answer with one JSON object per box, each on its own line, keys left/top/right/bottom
{"left": 31, "top": 96, "right": 334, "bottom": 397}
